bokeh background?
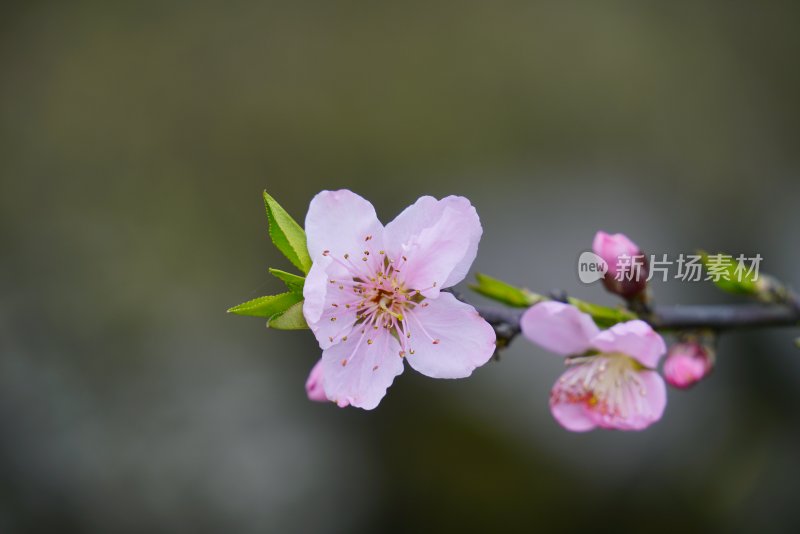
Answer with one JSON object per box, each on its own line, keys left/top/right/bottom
{"left": 2, "top": 2, "right": 800, "bottom": 532}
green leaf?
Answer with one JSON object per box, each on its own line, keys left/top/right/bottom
{"left": 268, "top": 301, "right": 309, "bottom": 330}
{"left": 269, "top": 268, "right": 305, "bottom": 293}
{"left": 699, "top": 250, "right": 758, "bottom": 295}
{"left": 227, "top": 291, "right": 303, "bottom": 318}
{"left": 264, "top": 191, "right": 313, "bottom": 274}
{"left": 567, "top": 297, "right": 637, "bottom": 328}
{"left": 469, "top": 273, "right": 544, "bottom": 308}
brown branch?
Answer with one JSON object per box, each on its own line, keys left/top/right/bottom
{"left": 472, "top": 301, "right": 800, "bottom": 349}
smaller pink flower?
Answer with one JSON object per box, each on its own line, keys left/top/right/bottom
{"left": 593, "top": 231, "right": 648, "bottom": 298}
{"left": 521, "top": 301, "right": 667, "bottom": 432}
{"left": 663, "top": 342, "right": 713, "bottom": 389}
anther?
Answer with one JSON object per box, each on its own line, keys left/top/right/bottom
{"left": 399, "top": 351, "right": 406, "bottom": 358}
{"left": 344, "top": 253, "right": 349, "bottom": 259}
{"left": 367, "top": 339, "right": 373, "bottom": 345}
{"left": 341, "top": 359, "right": 347, "bottom": 367}
{"left": 432, "top": 339, "right": 440, "bottom": 345}
{"left": 330, "top": 317, "right": 337, "bottom": 322}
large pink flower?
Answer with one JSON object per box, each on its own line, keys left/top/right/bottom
{"left": 521, "top": 301, "right": 667, "bottom": 431}
{"left": 302, "top": 190, "right": 496, "bottom": 409}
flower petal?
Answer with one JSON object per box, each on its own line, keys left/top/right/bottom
{"left": 549, "top": 364, "right": 601, "bottom": 432}
{"left": 520, "top": 302, "right": 600, "bottom": 356}
{"left": 305, "top": 190, "right": 384, "bottom": 261}
{"left": 621, "top": 370, "right": 667, "bottom": 430}
{"left": 302, "top": 256, "right": 362, "bottom": 349}
{"left": 384, "top": 196, "right": 481, "bottom": 296}
{"left": 404, "top": 293, "right": 496, "bottom": 379}
{"left": 305, "top": 359, "right": 332, "bottom": 403}
{"left": 550, "top": 397, "right": 598, "bottom": 432}
{"left": 303, "top": 254, "right": 333, "bottom": 325}
{"left": 321, "top": 329, "right": 404, "bottom": 410}
{"left": 591, "top": 320, "right": 666, "bottom": 368}
{"left": 587, "top": 369, "right": 666, "bottom": 431}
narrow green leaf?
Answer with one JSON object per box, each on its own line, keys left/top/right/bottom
{"left": 227, "top": 291, "right": 304, "bottom": 318}
{"left": 263, "top": 191, "right": 313, "bottom": 274}
{"left": 268, "top": 301, "right": 309, "bottom": 330}
{"left": 699, "top": 250, "right": 758, "bottom": 295}
{"left": 269, "top": 268, "right": 305, "bottom": 293}
{"left": 469, "top": 273, "right": 544, "bottom": 308}
{"left": 567, "top": 297, "right": 637, "bottom": 328}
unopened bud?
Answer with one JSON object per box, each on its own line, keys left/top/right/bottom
{"left": 663, "top": 342, "right": 714, "bottom": 389}
{"left": 592, "top": 231, "right": 648, "bottom": 299}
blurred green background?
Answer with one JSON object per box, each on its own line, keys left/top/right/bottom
{"left": 2, "top": 2, "right": 800, "bottom": 532}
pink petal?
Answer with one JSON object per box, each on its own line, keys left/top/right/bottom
{"left": 302, "top": 256, "right": 361, "bottom": 349}
{"left": 550, "top": 398, "right": 597, "bottom": 432}
{"left": 384, "top": 196, "right": 482, "bottom": 296}
{"left": 622, "top": 370, "right": 667, "bottom": 430}
{"left": 321, "top": 329, "right": 405, "bottom": 410}
{"left": 520, "top": 302, "right": 600, "bottom": 356}
{"left": 304, "top": 190, "right": 384, "bottom": 262}
{"left": 404, "top": 293, "right": 496, "bottom": 379}
{"left": 303, "top": 254, "right": 333, "bottom": 325}
{"left": 549, "top": 364, "right": 601, "bottom": 432}
{"left": 591, "top": 320, "right": 666, "bottom": 368}
{"left": 305, "top": 360, "right": 331, "bottom": 403}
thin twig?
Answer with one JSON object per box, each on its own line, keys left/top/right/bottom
{"left": 471, "top": 301, "right": 800, "bottom": 350}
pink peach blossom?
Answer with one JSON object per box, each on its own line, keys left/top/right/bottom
{"left": 302, "top": 190, "right": 496, "bottom": 409}
{"left": 663, "top": 342, "right": 713, "bottom": 389}
{"left": 521, "top": 301, "right": 667, "bottom": 431}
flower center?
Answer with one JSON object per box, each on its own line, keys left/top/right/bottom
{"left": 557, "top": 352, "right": 648, "bottom": 420}
{"left": 323, "top": 236, "right": 440, "bottom": 362}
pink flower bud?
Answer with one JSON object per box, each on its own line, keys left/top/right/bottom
{"left": 305, "top": 360, "right": 330, "bottom": 402}
{"left": 592, "top": 231, "right": 648, "bottom": 298}
{"left": 663, "top": 342, "right": 714, "bottom": 389}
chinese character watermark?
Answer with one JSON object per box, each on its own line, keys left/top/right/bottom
{"left": 577, "top": 253, "right": 762, "bottom": 284}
